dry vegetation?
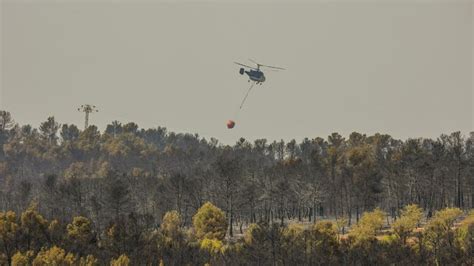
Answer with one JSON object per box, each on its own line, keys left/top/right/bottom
{"left": 0, "top": 111, "right": 473, "bottom": 265}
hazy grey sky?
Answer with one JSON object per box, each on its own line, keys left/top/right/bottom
{"left": 1, "top": 0, "right": 473, "bottom": 144}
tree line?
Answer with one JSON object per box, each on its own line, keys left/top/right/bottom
{"left": 0, "top": 110, "right": 473, "bottom": 264}
{"left": 1, "top": 202, "right": 473, "bottom": 265}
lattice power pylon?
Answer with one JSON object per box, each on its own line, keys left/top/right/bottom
{"left": 77, "top": 104, "right": 98, "bottom": 129}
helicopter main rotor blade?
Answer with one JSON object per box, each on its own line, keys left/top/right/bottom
{"left": 234, "top": 62, "right": 255, "bottom": 69}
{"left": 248, "top": 58, "right": 285, "bottom": 70}
{"left": 260, "top": 64, "right": 286, "bottom": 70}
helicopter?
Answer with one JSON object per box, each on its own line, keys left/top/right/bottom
{"left": 234, "top": 59, "right": 285, "bottom": 85}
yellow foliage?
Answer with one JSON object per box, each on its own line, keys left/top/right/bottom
{"left": 335, "top": 217, "right": 348, "bottom": 233}
{"left": 161, "top": 210, "right": 182, "bottom": 245}
{"left": 349, "top": 208, "right": 386, "bottom": 245}
{"left": 21, "top": 204, "right": 48, "bottom": 236}
{"left": 107, "top": 224, "right": 117, "bottom": 239}
{"left": 392, "top": 204, "right": 423, "bottom": 243}
{"left": 284, "top": 223, "right": 304, "bottom": 236}
{"left": 48, "top": 219, "right": 60, "bottom": 233}
{"left": 0, "top": 210, "right": 19, "bottom": 244}
{"left": 110, "top": 254, "right": 130, "bottom": 266}
{"left": 307, "top": 221, "right": 339, "bottom": 254}
{"left": 378, "top": 234, "right": 397, "bottom": 244}
{"left": 200, "top": 238, "right": 224, "bottom": 255}
{"left": 32, "top": 246, "right": 76, "bottom": 266}
{"left": 79, "top": 255, "right": 99, "bottom": 266}
{"left": 458, "top": 210, "right": 474, "bottom": 232}
{"left": 12, "top": 251, "right": 34, "bottom": 266}
{"left": 48, "top": 219, "right": 64, "bottom": 243}
{"left": 282, "top": 223, "right": 304, "bottom": 245}
{"left": 424, "top": 207, "right": 463, "bottom": 250}
{"left": 455, "top": 210, "right": 474, "bottom": 251}
{"left": 426, "top": 208, "right": 462, "bottom": 233}
{"left": 281, "top": 223, "right": 305, "bottom": 261}
{"left": 243, "top": 223, "right": 259, "bottom": 245}
{"left": 312, "top": 221, "right": 338, "bottom": 237}
{"left": 192, "top": 202, "right": 227, "bottom": 241}
{"left": 67, "top": 216, "right": 93, "bottom": 245}
{"left": 103, "top": 133, "right": 151, "bottom": 158}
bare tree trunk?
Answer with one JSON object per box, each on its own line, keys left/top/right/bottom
{"left": 228, "top": 194, "right": 233, "bottom": 238}
{"left": 356, "top": 205, "right": 360, "bottom": 223}
{"left": 280, "top": 207, "right": 284, "bottom": 227}
{"left": 456, "top": 161, "right": 463, "bottom": 208}
{"left": 313, "top": 200, "right": 317, "bottom": 223}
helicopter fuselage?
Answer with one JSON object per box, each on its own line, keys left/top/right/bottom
{"left": 236, "top": 60, "right": 284, "bottom": 84}
{"left": 239, "top": 68, "right": 266, "bottom": 83}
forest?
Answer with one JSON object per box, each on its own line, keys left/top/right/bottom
{"left": 0, "top": 110, "right": 473, "bottom": 265}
